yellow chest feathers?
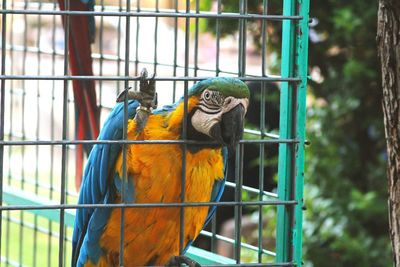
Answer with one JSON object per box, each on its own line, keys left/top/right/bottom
{"left": 114, "top": 112, "right": 225, "bottom": 203}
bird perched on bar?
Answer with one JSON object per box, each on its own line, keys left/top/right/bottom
{"left": 58, "top": 0, "right": 99, "bottom": 191}
{"left": 72, "top": 69, "right": 250, "bottom": 267}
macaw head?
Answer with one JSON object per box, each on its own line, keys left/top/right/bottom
{"left": 186, "top": 77, "right": 250, "bottom": 150}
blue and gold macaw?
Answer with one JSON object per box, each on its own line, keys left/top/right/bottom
{"left": 72, "top": 72, "right": 250, "bottom": 267}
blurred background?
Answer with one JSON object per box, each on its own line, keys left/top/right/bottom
{"left": 0, "top": 0, "right": 391, "bottom": 267}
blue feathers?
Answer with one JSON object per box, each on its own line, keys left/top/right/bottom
{"left": 72, "top": 100, "right": 138, "bottom": 266}
{"left": 203, "top": 147, "right": 228, "bottom": 228}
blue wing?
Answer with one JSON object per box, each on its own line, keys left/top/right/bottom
{"left": 203, "top": 147, "right": 228, "bottom": 227}
{"left": 72, "top": 100, "right": 138, "bottom": 267}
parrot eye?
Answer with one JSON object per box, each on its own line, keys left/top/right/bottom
{"left": 204, "top": 90, "right": 211, "bottom": 100}
{"left": 201, "top": 89, "right": 225, "bottom": 107}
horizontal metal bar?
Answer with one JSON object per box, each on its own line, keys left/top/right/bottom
{"left": 3, "top": 186, "right": 76, "bottom": 225}
{"left": 225, "top": 181, "right": 278, "bottom": 198}
{"left": 0, "top": 138, "right": 298, "bottom": 146}
{"left": 200, "top": 230, "right": 276, "bottom": 257}
{"left": 244, "top": 129, "right": 280, "bottom": 139}
{"left": 0, "top": 9, "right": 302, "bottom": 20}
{"left": 0, "top": 75, "right": 300, "bottom": 82}
{"left": 1, "top": 200, "right": 297, "bottom": 211}
{"left": 240, "top": 139, "right": 297, "bottom": 144}
{"left": 5, "top": 44, "right": 291, "bottom": 81}
{"left": 204, "top": 263, "right": 295, "bottom": 267}
{"left": 5, "top": 132, "right": 289, "bottom": 146}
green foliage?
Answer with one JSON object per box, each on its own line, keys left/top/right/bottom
{"left": 305, "top": 1, "right": 390, "bottom": 265}
{"left": 201, "top": 0, "right": 391, "bottom": 266}
{"left": 199, "top": 1, "right": 260, "bottom": 36}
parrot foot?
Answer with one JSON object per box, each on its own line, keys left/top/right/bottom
{"left": 165, "top": 255, "right": 201, "bottom": 267}
{"left": 116, "top": 68, "right": 157, "bottom": 108}
{"left": 116, "top": 68, "right": 158, "bottom": 135}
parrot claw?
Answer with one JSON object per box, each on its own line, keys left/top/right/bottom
{"left": 116, "top": 68, "right": 157, "bottom": 135}
{"left": 116, "top": 68, "right": 157, "bottom": 109}
{"left": 165, "top": 255, "right": 201, "bottom": 267}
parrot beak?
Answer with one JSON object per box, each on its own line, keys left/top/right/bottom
{"left": 209, "top": 103, "right": 246, "bottom": 149}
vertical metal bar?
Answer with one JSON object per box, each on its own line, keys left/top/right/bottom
{"left": 4, "top": 3, "right": 13, "bottom": 261}
{"left": 120, "top": 0, "right": 131, "bottom": 265}
{"left": 99, "top": 0, "right": 105, "bottom": 116}
{"left": 215, "top": 0, "right": 221, "bottom": 76}
{"left": 172, "top": 0, "right": 178, "bottom": 102}
{"left": 234, "top": 144, "right": 244, "bottom": 263}
{"left": 179, "top": 0, "right": 190, "bottom": 255}
{"left": 238, "top": 0, "right": 247, "bottom": 77}
{"left": 33, "top": 3, "right": 43, "bottom": 266}
{"left": 116, "top": 0, "right": 122, "bottom": 95}
{"left": 276, "top": 0, "right": 296, "bottom": 263}
{"left": 153, "top": 0, "right": 159, "bottom": 74}
{"left": 19, "top": 1, "right": 29, "bottom": 264}
{"left": 47, "top": 2, "right": 57, "bottom": 267}
{"left": 48, "top": 3, "right": 57, "bottom": 266}
{"left": 0, "top": 0, "right": 7, "bottom": 259}
{"left": 210, "top": 0, "right": 220, "bottom": 237}
{"left": 258, "top": 1, "right": 268, "bottom": 263}
{"left": 194, "top": 0, "right": 199, "bottom": 77}
{"left": 119, "top": 94, "right": 127, "bottom": 266}
{"left": 21, "top": 0, "right": 28, "bottom": 191}
{"left": 261, "top": 0, "right": 268, "bottom": 77}
{"left": 59, "top": 0, "right": 71, "bottom": 265}
{"left": 210, "top": 210, "right": 217, "bottom": 253}
{"left": 4, "top": 11, "right": 11, "bottom": 252}
{"left": 293, "top": 0, "right": 310, "bottom": 265}
{"left": 234, "top": 0, "right": 247, "bottom": 263}
{"left": 2, "top": 0, "right": 10, "bottom": 264}
{"left": 134, "top": 0, "right": 140, "bottom": 81}
{"left": 258, "top": 82, "right": 266, "bottom": 263}
{"left": 6, "top": 0, "right": 13, "bottom": 186}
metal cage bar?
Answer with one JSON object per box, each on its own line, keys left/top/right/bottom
{"left": 277, "top": 0, "right": 310, "bottom": 265}
{"left": 0, "top": 0, "right": 7, "bottom": 260}
{"left": 293, "top": 1, "right": 310, "bottom": 265}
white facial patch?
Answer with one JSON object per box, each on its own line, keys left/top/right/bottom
{"left": 191, "top": 90, "right": 249, "bottom": 137}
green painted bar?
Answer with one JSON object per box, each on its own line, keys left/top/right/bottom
{"left": 186, "top": 247, "right": 235, "bottom": 265}
{"left": 293, "top": 0, "right": 310, "bottom": 265}
{"left": 277, "top": 0, "right": 310, "bottom": 265}
{"left": 3, "top": 186, "right": 76, "bottom": 227}
{"left": 276, "top": 0, "right": 296, "bottom": 263}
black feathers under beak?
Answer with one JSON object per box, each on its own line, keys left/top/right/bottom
{"left": 210, "top": 104, "right": 246, "bottom": 151}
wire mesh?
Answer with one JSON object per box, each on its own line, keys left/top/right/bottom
{"left": 0, "top": 0, "right": 309, "bottom": 266}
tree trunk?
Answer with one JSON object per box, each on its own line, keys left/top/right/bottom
{"left": 377, "top": 0, "right": 400, "bottom": 266}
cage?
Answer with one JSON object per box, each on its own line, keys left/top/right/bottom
{"left": 0, "top": 0, "right": 310, "bottom": 266}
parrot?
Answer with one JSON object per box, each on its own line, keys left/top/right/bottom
{"left": 71, "top": 70, "right": 250, "bottom": 267}
{"left": 58, "top": 0, "right": 99, "bottom": 191}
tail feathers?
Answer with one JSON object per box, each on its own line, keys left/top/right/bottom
{"left": 58, "top": 0, "right": 99, "bottom": 192}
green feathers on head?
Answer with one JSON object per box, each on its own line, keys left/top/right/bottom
{"left": 189, "top": 77, "right": 250, "bottom": 99}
